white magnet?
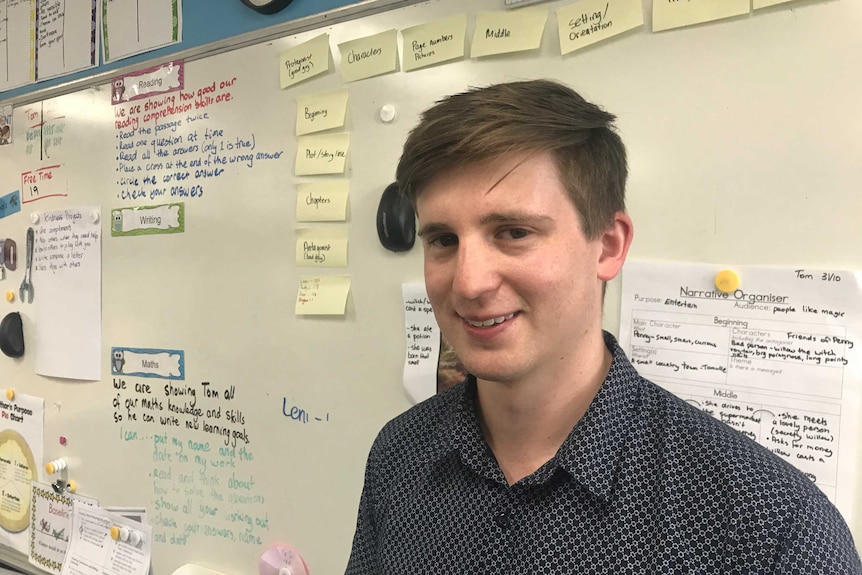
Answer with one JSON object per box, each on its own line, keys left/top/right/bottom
{"left": 30, "top": 213, "right": 39, "bottom": 224}
{"left": 129, "top": 530, "right": 142, "bottom": 546}
{"left": 90, "top": 211, "right": 100, "bottom": 224}
{"left": 379, "top": 104, "right": 396, "bottom": 123}
{"left": 119, "top": 526, "right": 130, "bottom": 542}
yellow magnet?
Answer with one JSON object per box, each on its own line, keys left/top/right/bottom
{"left": 67, "top": 479, "right": 77, "bottom": 493}
{"left": 45, "top": 462, "right": 56, "bottom": 474}
{"left": 110, "top": 526, "right": 121, "bottom": 540}
{"left": 5, "top": 389, "right": 13, "bottom": 401}
{"left": 715, "top": 269, "right": 740, "bottom": 294}
{"left": 5, "top": 291, "right": 13, "bottom": 303}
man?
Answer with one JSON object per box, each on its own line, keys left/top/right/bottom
{"left": 346, "top": 79, "right": 862, "bottom": 573}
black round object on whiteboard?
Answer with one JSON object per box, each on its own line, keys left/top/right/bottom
{"left": 240, "top": 0, "right": 294, "bottom": 15}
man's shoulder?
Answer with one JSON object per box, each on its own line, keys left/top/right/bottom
{"left": 368, "top": 381, "right": 462, "bottom": 465}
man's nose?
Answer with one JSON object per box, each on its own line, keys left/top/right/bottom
{"left": 451, "top": 239, "right": 499, "bottom": 300}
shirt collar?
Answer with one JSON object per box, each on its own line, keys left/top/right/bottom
{"left": 433, "top": 331, "right": 643, "bottom": 499}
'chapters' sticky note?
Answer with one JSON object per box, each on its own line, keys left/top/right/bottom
{"left": 296, "top": 181, "right": 349, "bottom": 222}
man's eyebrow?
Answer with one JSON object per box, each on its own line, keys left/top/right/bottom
{"left": 417, "top": 222, "right": 450, "bottom": 237}
{"left": 479, "top": 212, "right": 554, "bottom": 226}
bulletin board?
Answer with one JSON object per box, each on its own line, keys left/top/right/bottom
{"left": 0, "top": 0, "right": 860, "bottom": 573}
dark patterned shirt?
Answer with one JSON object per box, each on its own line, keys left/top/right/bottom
{"left": 346, "top": 332, "right": 862, "bottom": 574}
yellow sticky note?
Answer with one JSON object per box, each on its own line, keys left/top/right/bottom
{"left": 338, "top": 29, "right": 399, "bottom": 83}
{"left": 296, "top": 227, "right": 348, "bottom": 268}
{"left": 471, "top": 7, "right": 548, "bottom": 59}
{"left": 296, "top": 90, "right": 349, "bottom": 136}
{"left": 753, "top": 0, "right": 792, "bottom": 8}
{"left": 652, "top": 0, "right": 749, "bottom": 32}
{"left": 557, "top": 0, "right": 643, "bottom": 55}
{"left": 295, "top": 133, "right": 350, "bottom": 176}
{"left": 280, "top": 33, "right": 331, "bottom": 89}
{"left": 296, "top": 181, "right": 349, "bottom": 222}
{"left": 295, "top": 275, "right": 351, "bottom": 316}
{"left": 402, "top": 14, "right": 467, "bottom": 72}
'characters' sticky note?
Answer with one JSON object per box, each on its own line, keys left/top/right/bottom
{"left": 471, "top": 7, "right": 548, "bottom": 58}
{"left": 402, "top": 14, "right": 467, "bottom": 72}
{"left": 557, "top": 0, "right": 643, "bottom": 55}
{"left": 280, "top": 33, "right": 331, "bottom": 89}
{"left": 295, "top": 275, "right": 351, "bottom": 315}
{"left": 295, "top": 133, "right": 350, "bottom": 176}
{"left": 296, "top": 181, "right": 349, "bottom": 222}
{"left": 296, "top": 90, "right": 349, "bottom": 136}
{"left": 295, "top": 227, "right": 348, "bottom": 267}
{"left": 338, "top": 29, "right": 398, "bottom": 83}
{"left": 652, "top": 0, "right": 749, "bottom": 32}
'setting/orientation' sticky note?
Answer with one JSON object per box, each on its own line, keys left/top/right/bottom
{"left": 295, "top": 227, "right": 348, "bottom": 267}
{"left": 296, "top": 181, "right": 349, "bottom": 222}
{"left": 280, "top": 33, "right": 331, "bottom": 89}
{"left": 295, "top": 133, "right": 350, "bottom": 176}
{"left": 338, "top": 29, "right": 399, "bottom": 83}
{"left": 557, "top": 0, "right": 643, "bottom": 55}
{"left": 652, "top": 0, "right": 749, "bottom": 32}
{"left": 295, "top": 275, "right": 351, "bottom": 316}
{"left": 471, "top": 7, "right": 548, "bottom": 58}
{"left": 296, "top": 90, "right": 349, "bottom": 136}
{"left": 402, "top": 14, "right": 467, "bottom": 72}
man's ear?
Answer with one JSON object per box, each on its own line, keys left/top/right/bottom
{"left": 597, "top": 211, "right": 633, "bottom": 282}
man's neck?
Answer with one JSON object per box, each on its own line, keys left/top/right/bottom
{"left": 475, "top": 332, "right": 613, "bottom": 486}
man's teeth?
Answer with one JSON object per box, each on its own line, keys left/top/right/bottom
{"left": 467, "top": 313, "right": 515, "bottom": 327}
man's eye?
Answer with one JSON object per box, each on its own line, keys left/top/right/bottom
{"left": 430, "top": 234, "right": 458, "bottom": 247}
{"left": 504, "top": 228, "right": 530, "bottom": 239}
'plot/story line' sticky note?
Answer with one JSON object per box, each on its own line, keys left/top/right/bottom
{"left": 295, "top": 133, "right": 350, "bottom": 176}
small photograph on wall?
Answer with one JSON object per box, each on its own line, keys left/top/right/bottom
{"left": 0, "top": 106, "right": 11, "bottom": 145}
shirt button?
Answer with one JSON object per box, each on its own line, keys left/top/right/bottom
{"left": 494, "top": 511, "right": 510, "bottom": 529}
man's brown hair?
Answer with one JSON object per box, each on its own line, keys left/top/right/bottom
{"left": 396, "top": 79, "right": 627, "bottom": 239}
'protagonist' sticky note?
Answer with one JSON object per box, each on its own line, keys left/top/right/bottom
{"left": 652, "top": 0, "right": 749, "bottom": 32}
{"left": 295, "top": 227, "right": 348, "bottom": 267}
{"left": 296, "top": 181, "right": 349, "bottom": 222}
{"left": 295, "top": 133, "right": 350, "bottom": 176}
{"left": 280, "top": 33, "right": 331, "bottom": 88}
{"left": 557, "top": 0, "right": 643, "bottom": 55}
{"left": 338, "top": 29, "right": 398, "bottom": 83}
{"left": 471, "top": 7, "right": 548, "bottom": 58}
{"left": 296, "top": 90, "right": 349, "bottom": 136}
{"left": 402, "top": 14, "right": 467, "bottom": 72}
{"left": 295, "top": 275, "right": 351, "bottom": 315}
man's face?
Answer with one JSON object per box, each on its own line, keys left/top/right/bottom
{"left": 416, "top": 151, "right": 623, "bottom": 385}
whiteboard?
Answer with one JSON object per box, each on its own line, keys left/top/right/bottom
{"left": 0, "top": 0, "right": 860, "bottom": 573}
